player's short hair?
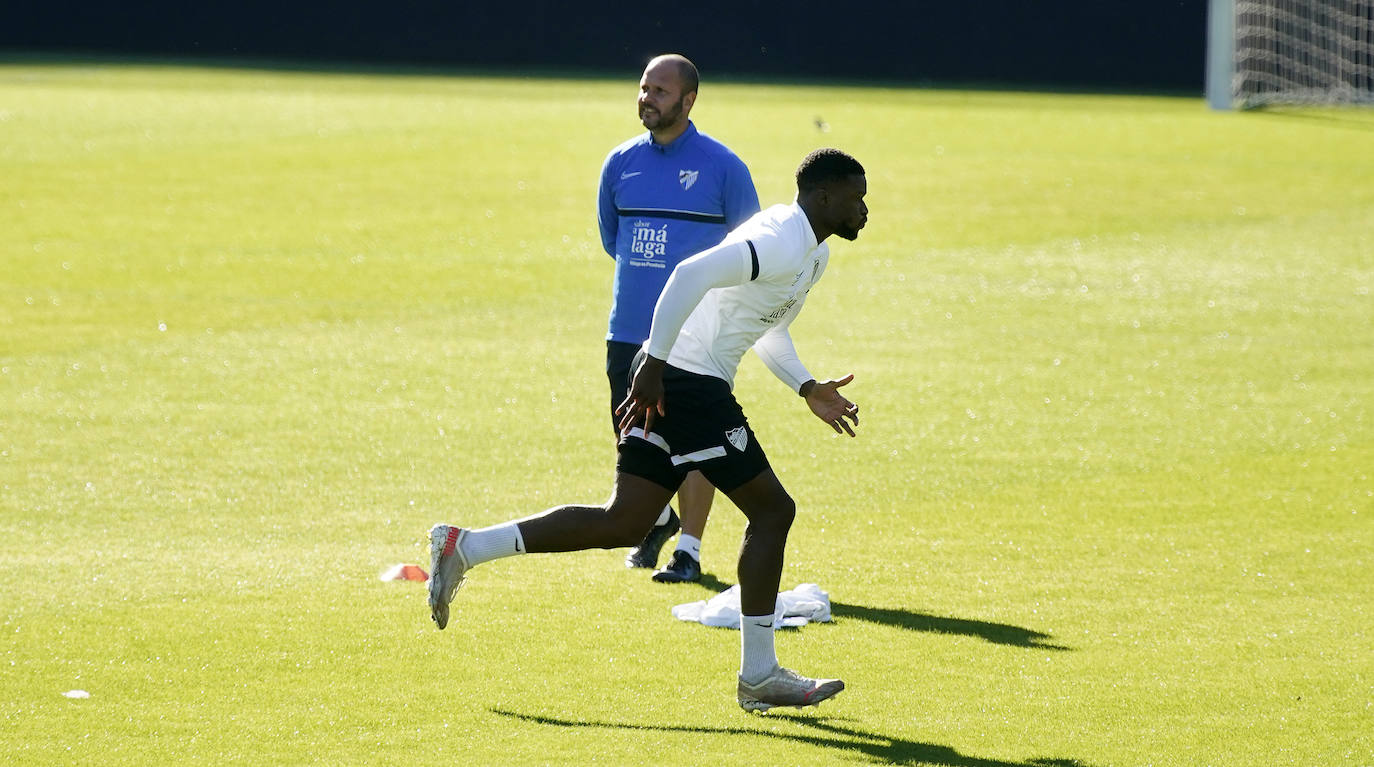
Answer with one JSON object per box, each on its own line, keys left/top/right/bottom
{"left": 795, "top": 148, "right": 865, "bottom": 192}
{"left": 650, "top": 54, "right": 699, "bottom": 96}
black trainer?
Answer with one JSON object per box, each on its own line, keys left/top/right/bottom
{"left": 625, "top": 507, "right": 680, "bottom": 569}
{"left": 652, "top": 550, "right": 702, "bottom": 583}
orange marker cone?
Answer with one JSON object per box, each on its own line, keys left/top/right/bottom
{"left": 379, "top": 564, "right": 429, "bottom": 582}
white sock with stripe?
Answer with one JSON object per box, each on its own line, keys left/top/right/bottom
{"left": 740, "top": 613, "right": 779, "bottom": 685}
{"left": 458, "top": 523, "right": 526, "bottom": 567}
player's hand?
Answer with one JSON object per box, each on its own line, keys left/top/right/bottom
{"left": 616, "top": 355, "right": 668, "bottom": 434}
{"left": 804, "top": 374, "right": 859, "bottom": 436}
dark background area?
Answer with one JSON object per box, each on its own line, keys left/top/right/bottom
{"left": 1, "top": 1, "right": 1209, "bottom": 93}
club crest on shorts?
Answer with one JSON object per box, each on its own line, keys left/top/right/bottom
{"left": 725, "top": 426, "right": 748, "bottom": 451}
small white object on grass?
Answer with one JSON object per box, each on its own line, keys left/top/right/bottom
{"left": 672, "top": 583, "right": 832, "bottom": 629}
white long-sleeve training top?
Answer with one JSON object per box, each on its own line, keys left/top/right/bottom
{"left": 644, "top": 202, "right": 829, "bottom": 393}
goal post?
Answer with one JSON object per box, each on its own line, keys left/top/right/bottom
{"left": 1207, "top": 0, "right": 1374, "bottom": 109}
{"left": 1208, "top": 0, "right": 1239, "bottom": 108}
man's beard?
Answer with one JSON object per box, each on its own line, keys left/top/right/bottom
{"left": 641, "top": 97, "right": 684, "bottom": 130}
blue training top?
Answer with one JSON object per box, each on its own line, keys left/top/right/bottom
{"left": 598, "top": 121, "right": 760, "bottom": 344}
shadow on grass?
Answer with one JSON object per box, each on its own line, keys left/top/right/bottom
{"left": 831, "top": 602, "right": 1071, "bottom": 651}
{"left": 692, "top": 572, "right": 734, "bottom": 593}
{"left": 684, "top": 574, "right": 1070, "bottom": 651}
{"left": 492, "top": 708, "right": 1097, "bottom": 767}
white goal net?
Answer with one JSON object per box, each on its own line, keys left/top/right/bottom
{"left": 1209, "top": 0, "right": 1374, "bottom": 108}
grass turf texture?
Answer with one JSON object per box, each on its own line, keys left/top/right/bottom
{"left": 2, "top": 63, "right": 1371, "bottom": 766}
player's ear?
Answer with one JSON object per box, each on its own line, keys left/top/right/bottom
{"left": 682, "top": 90, "right": 697, "bottom": 113}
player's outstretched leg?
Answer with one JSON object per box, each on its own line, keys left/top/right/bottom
{"left": 426, "top": 473, "right": 675, "bottom": 630}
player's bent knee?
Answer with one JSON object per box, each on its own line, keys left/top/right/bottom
{"left": 745, "top": 494, "right": 795, "bottom": 533}
{"left": 773, "top": 496, "right": 797, "bottom": 530}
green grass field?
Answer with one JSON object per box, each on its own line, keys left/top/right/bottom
{"left": 2, "top": 62, "right": 1371, "bottom": 766}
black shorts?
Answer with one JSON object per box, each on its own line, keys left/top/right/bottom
{"left": 606, "top": 340, "right": 641, "bottom": 437}
{"left": 615, "top": 355, "right": 771, "bottom": 494}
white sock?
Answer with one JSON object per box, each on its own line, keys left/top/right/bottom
{"left": 739, "top": 613, "right": 778, "bottom": 684}
{"left": 459, "top": 523, "right": 526, "bottom": 567}
{"left": 653, "top": 506, "right": 671, "bottom": 526}
{"left": 675, "top": 534, "right": 702, "bottom": 560}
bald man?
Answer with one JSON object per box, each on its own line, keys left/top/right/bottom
{"left": 596, "top": 54, "right": 760, "bottom": 583}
